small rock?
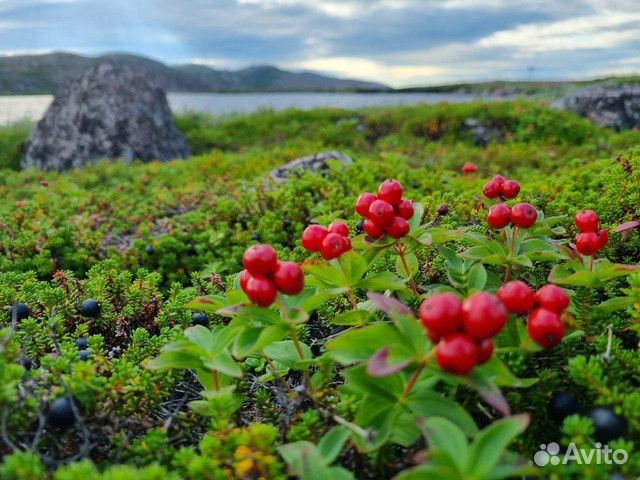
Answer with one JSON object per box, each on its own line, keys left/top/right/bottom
{"left": 461, "top": 118, "right": 503, "bottom": 146}
{"left": 267, "top": 151, "right": 352, "bottom": 185}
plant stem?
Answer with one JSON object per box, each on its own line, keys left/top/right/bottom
{"left": 291, "top": 328, "right": 315, "bottom": 396}
{"left": 212, "top": 369, "right": 220, "bottom": 390}
{"left": 263, "top": 353, "right": 294, "bottom": 394}
{"left": 277, "top": 300, "right": 315, "bottom": 396}
{"left": 589, "top": 255, "right": 594, "bottom": 272}
{"left": 402, "top": 349, "right": 436, "bottom": 397}
{"left": 396, "top": 240, "right": 419, "bottom": 297}
{"left": 504, "top": 227, "right": 518, "bottom": 283}
{"left": 346, "top": 288, "right": 358, "bottom": 310}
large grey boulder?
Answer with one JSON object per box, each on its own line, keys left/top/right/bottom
{"left": 21, "top": 63, "right": 189, "bottom": 171}
{"left": 556, "top": 86, "right": 640, "bottom": 130}
{"left": 267, "top": 151, "right": 352, "bottom": 185}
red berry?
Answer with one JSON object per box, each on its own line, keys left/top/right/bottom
{"left": 510, "top": 202, "right": 537, "bottom": 229}
{"left": 574, "top": 210, "right": 599, "bottom": 233}
{"left": 242, "top": 244, "right": 278, "bottom": 275}
{"left": 500, "top": 180, "right": 520, "bottom": 199}
{"left": 363, "top": 218, "right": 384, "bottom": 239}
{"left": 596, "top": 229, "right": 609, "bottom": 250}
{"left": 355, "top": 192, "right": 377, "bottom": 217}
{"left": 535, "top": 284, "right": 569, "bottom": 313}
{"left": 482, "top": 181, "right": 501, "bottom": 198}
{"left": 342, "top": 236, "right": 352, "bottom": 252}
{"left": 477, "top": 338, "right": 494, "bottom": 364}
{"left": 462, "top": 292, "right": 508, "bottom": 340}
{"left": 239, "top": 269, "right": 252, "bottom": 291}
{"left": 377, "top": 179, "right": 403, "bottom": 205}
{"left": 576, "top": 232, "right": 599, "bottom": 256}
{"left": 386, "top": 216, "right": 410, "bottom": 238}
{"left": 436, "top": 333, "right": 479, "bottom": 375}
{"left": 527, "top": 308, "right": 565, "bottom": 348}
{"left": 419, "top": 292, "right": 463, "bottom": 337}
{"left": 427, "top": 330, "right": 441, "bottom": 344}
{"left": 492, "top": 174, "right": 506, "bottom": 185}
{"left": 301, "top": 225, "right": 328, "bottom": 252}
{"left": 368, "top": 199, "right": 395, "bottom": 227}
{"left": 487, "top": 204, "right": 511, "bottom": 229}
{"left": 328, "top": 221, "right": 349, "bottom": 237}
{"left": 461, "top": 162, "right": 478, "bottom": 175}
{"left": 273, "top": 261, "right": 304, "bottom": 295}
{"left": 497, "top": 280, "right": 536, "bottom": 314}
{"left": 320, "top": 233, "right": 348, "bottom": 260}
{"left": 396, "top": 199, "right": 414, "bottom": 220}
{"left": 244, "top": 275, "right": 277, "bottom": 307}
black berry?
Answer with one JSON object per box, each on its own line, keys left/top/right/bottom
{"left": 355, "top": 219, "right": 364, "bottom": 233}
{"left": 8, "top": 303, "right": 29, "bottom": 321}
{"left": 192, "top": 312, "right": 209, "bottom": 327}
{"left": 144, "top": 245, "right": 155, "bottom": 255}
{"left": 75, "top": 337, "right": 88, "bottom": 350}
{"left": 437, "top": 204, "right": 449, "bottom": 216}
{"left": 48, "top": 397, "right": 76, "bottom": 430}
{"left": 549, "top": 391, "right": 582, "bottom": 421}
{"left": 251, "top": 233, "right": 261, "bottom": 241}
{"left": 589, "top": 407, "right": 627, "bottom": 443}
{"left": 78, "top": 350, "right": 90, "bottom": 361}
{"left": 80, "top": 299, "right": 100, "bottom": 318}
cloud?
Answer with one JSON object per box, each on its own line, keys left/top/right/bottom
{"left": 0, "top": 0, "right": 639, "bottom": 86}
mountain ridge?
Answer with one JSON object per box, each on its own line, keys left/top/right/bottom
{"left": 0, "top": 52, "right": 388, "bottom": 94}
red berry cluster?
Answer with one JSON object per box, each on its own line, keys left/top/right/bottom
{"left": 419, "top": 292, "right": 507, "bottom": 375}
{"left": 240, "top": 244, "right": 304, "bottom": 307}
{"left": 574, "top": 210, "right": 608, "bottom": 256}
{"left": 497, "top": 281, "right": 568, "bottom": 348}
{"left": 487, "top": 202, "right": 538, "bottom": 229}
{"left": 482, "top": 174, "right": 520, "bottom": 200}
{"left": 301, "top": 221, "right": 352, "bottom": 260}
{"left": 461, "top": 162, "right": 478, "bottom": 175}
{"left": 354, "top": 179, "right": 414, "bottom": 239}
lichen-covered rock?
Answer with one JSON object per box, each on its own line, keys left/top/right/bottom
{"left": 556, "top": 86, "right": 640, "bottom": 130}
{"left": 21, "top": 63, "right": 189, "bottom": 171}
{"left": 267, "top": 150, "right": 352, "bottom": 184}
{"left": 461, "top": 118, "right": 503, "bottom": 146}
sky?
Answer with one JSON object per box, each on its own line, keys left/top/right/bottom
{"left": 1, "top": 0, "right": 640, "bottom": 87}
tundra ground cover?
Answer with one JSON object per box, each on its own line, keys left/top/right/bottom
{"left": 0, "top": 101, "right": 639, "bottom": 479}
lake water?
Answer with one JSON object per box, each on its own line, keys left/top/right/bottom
{"left": 0, "top": 91, "right": 481, "bottom": 126}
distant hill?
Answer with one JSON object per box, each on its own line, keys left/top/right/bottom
{"left": 396, "top": 76, "right": 640, "bottom": 99}
{"left": 0, "top": 52, "right": 388, "bottom": 94}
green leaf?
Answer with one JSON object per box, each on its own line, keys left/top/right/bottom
{"left": 421, "top": 417, "right": 469, "bottom": 472}
{"left": 355, "top": 271, "right": 406, "bottom": 291}
{"left": 408, "top": 203, "right": 425, "bottom": 231}
{"left": 264, "top": 340, "right": 312, "bottom": 370}
{"left": 331, "top": 309, "right": 370, "bottom": 326}
{"left": 465, "top": 415, "right": 529, "bottom": 478}
{"left": 594, "top": 296, "right": 633, "bottom": 312}
{"left": 326, "top": 323, "right": 405, "bottom": 364}
{"left": 304, "top": 262, "right": 345, "bottom": 288}
{"left": 318, "top": 426, "right": 351, "bottom": 463}
{"left": 406, "top": 391, "right": 478, "bottom": 437}
{"left": 233, "top": 324, "right": 289, "bottom": 356}
{"left": 343, "top": 365, "right": 404, "bottom": 401}
{"left": 337, "top": 251, "right": 368, "bottom": 285}
{"left": 202, "top": 350, "right": 242, "bottom": 378}
{"left": 395, "top": 252, "right": 419, "bottom": 280}
{"left": 512, "top": 255, "right": 533, "bottom": 268}
{"left": 466, "top": 263, "right": 487, "bottom": 292}
{"left": 147, "top": 351, "right": 201, "bottom": 371}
